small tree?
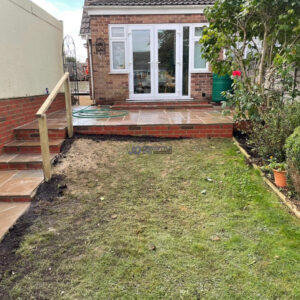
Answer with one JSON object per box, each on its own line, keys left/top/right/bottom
{"left": 200, "top": 0, "right": 300, "bottom": 120}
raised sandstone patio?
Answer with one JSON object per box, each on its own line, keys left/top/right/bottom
{"left": 73, "top": 106, "right": 234, "bottom": 138}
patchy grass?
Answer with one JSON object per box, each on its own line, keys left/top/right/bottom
{"left": 1, "top": 138, "right": 300, "bottom": 299}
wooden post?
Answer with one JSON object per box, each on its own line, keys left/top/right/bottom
{"left": 64, "top": 76, "right": 73, "bottom": 138}
{"left": 36, "top": 73, "right": 73, "bottom": 181}
{"left": 38, "top": 115, "right": 51, "bottom": 181}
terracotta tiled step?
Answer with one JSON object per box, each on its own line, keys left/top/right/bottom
{"left": 0, "top": 153, "right": 56, "bottom": 170}
{"left": 0, "top": 170, "right": 44, "bottom": 202}
{"left": 14, "top": 119, "right": 67, "bottom": 140}
{"left": 15, "top": 118, "right": 67, "bottom": 131}
{"left": 14, "top": 128, "right": 67, "bottom": 140}
{"left": 0, "top": 202, "right": 30, "bottom": 241}
{"left": 4, "top": 139, "right": 64, "bottom": 154}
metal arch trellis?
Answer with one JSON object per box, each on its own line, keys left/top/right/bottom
{"left": 62, "top": 35, "right": 79, "bottom": 105}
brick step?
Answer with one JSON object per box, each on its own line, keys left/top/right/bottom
{"left": 113, "top": 104, "right": 214, "bottom": 110}
{"left": 0, "top": 153, "right": 57, "bottom": 170}
{"left": 113, "top": 100, "right": 210, "bottom": 105}
{"left": 4, "top": 139, "right": 65, "bottom": 154}
{"left": 112, "top": 102, "right": 213, "bottom": 110}
{"left": 0, "top": 170, "right": 44, "bottom": 202}
{"left": 14, "top": 128, "right": 67, "bottom": 140}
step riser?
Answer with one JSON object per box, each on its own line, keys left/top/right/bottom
{"left": 0, "top": 162, "right": 42, "bottom": 170}
{"left": 4, "top": 145, "right": 62, "bottom": 154}
{"left": 75, "top": 124, "right": 233, "bottom": 139}
{"left": 113, "top": 106, "right": 213, "bottom": 110}
{"left": 14, "top": 129, "right": 67, "bottom": 141}
{"left": 0, "top": 197, "right": 32, "bottom": 203}
{"left": 112, "top": 101, "right": 210, "bottom": 105}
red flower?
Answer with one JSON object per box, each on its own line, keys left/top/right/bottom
{"left": 232, "top": 70, "right": 241, "bottom": 76}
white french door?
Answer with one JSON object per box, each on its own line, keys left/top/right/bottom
{"left": 128, "top": 25, "right": 181, "bottom": 100}
{"left": 129, "top": 26, "right": 154, "bottom": 100}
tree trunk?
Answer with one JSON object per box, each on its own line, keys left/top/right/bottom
{"left": 258, "top": 24, "right": 268, "bottom": 94}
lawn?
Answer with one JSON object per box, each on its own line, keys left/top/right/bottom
{"left": 1, "top": 138, "right": 300, "bottom": 299}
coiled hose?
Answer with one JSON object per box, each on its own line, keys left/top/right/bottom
{"left": 72, "top": 106, "right": 128, "bottom": 119}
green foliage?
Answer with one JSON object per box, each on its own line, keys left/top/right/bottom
{"left": 250, "top": 103, "right": 300, "bottom": 161}
{"left": 285, "top": 126, "right": 300, "bottom": 171}
{"left": 267, "top": 156, "right": 287, "bottom": 172}
{"left": 200, "top": 0, "right": 300, "bottom": 120}
{"left": 223, "top": 77, "right": 263, "bottom": 121}
{"left": 204, "top": 1, "right": 300, "bottom": 162}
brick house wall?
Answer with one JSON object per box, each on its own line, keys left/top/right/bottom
{"left": 0, "top": 94, "right": 65, "bottom": 153}
{"left": 191, "top": 73, "right": 213, "bottom": 100}
{"left": 90, "top": 14, "right": 212, "bottom": 105}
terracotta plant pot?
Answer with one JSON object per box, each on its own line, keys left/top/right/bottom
{"left": 273, "top": 169, "right": 287, "bottom": 188}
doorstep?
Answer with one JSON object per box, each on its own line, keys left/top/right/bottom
{"left": 113, "top": 100, "right": 213, "bottom": 110}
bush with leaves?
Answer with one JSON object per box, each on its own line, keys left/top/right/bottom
{"left": 250, "top": 103, "right": 300, "bottom": 162}
{"left": 286, "top": 126, "right": 300, "bottom": 171}
{"left": 285, "top": 126, "right": 300, "bottom": 196}
{"left": 200, "top": 0, "right": 300, "bottom": 164}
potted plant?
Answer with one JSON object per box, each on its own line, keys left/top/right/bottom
{"left": 268, "top": 157, "right": 288, "bottom": 188}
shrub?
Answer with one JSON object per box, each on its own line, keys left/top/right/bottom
{"left": 285, "top": 126, "right": 300, "bottom": 196}
{"left": 250, "top": 103, "right": 300, "bottom": 162}
{"left": 286, "top": 126, "right": 300, "bottom": 171}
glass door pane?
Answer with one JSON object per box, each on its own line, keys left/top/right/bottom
{"left": 158, "top": 30, "right": 176, "bottom": 94}
{"left": 132, "top": 30, "right": 151, "bottom": 94}
{"left": 182, "top": 27, "right": 190, "bottom": 96}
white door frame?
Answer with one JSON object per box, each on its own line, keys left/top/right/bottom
{"left": 128, "top": 24, "right": 185, "bottom": 101}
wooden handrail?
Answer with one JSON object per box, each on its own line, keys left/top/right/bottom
{"left": 36, "top": 72, "right": 69, "bottom": 116}
{"left": 36, "top": 72, "right": 73, "bottom": 181}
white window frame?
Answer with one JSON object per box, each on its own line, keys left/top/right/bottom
{"left": 190, "top": 23, "right": 210, "bottom": 73}
{"left": 109, "top": 25, "right": 129, "bottom": 74}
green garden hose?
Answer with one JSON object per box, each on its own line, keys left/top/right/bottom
{"left": 72, "top": 106, "right": 128, "bottom": 119}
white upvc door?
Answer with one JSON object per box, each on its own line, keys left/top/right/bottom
{"left": 128, "top": 24, "right": 182, "bottom": 101}
{"left": 128, "top": 25, "right": 155, "bottom": 100}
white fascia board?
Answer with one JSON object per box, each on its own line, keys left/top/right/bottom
{"left": 85, "top": 5, "right": 211, "bottom": 16}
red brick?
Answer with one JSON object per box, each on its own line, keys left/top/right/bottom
{"left": 0, "top": 93, "right": 65, "bottom": 153}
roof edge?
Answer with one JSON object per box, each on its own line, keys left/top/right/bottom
{"left": 85, "top": 4, "right": 211, "bottom": 9}
{"left": 85, "top": 4, "right": 211, "bottom": 15}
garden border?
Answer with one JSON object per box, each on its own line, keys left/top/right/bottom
{"left": 232, "top": 137, "right": 300, "bottom": 219}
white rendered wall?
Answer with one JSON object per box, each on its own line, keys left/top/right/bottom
{"left": 0, "top": 0, "right": 64, "bottom": 99}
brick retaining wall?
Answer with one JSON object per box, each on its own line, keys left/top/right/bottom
{"left": 0, "top": 93, "right": 65, "bottom": 153}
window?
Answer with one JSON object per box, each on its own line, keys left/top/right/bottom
{"left": 191, "top": 25, "right": 208, "bottom": 72}
{"left": 109, "top": 25, "right": 128, "bottom": 73}
{"left": 111, "top": 27, "right": 125, "bottom": 38}
{"left": 112, "top": 42, "right": 126, "bottom": 69}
